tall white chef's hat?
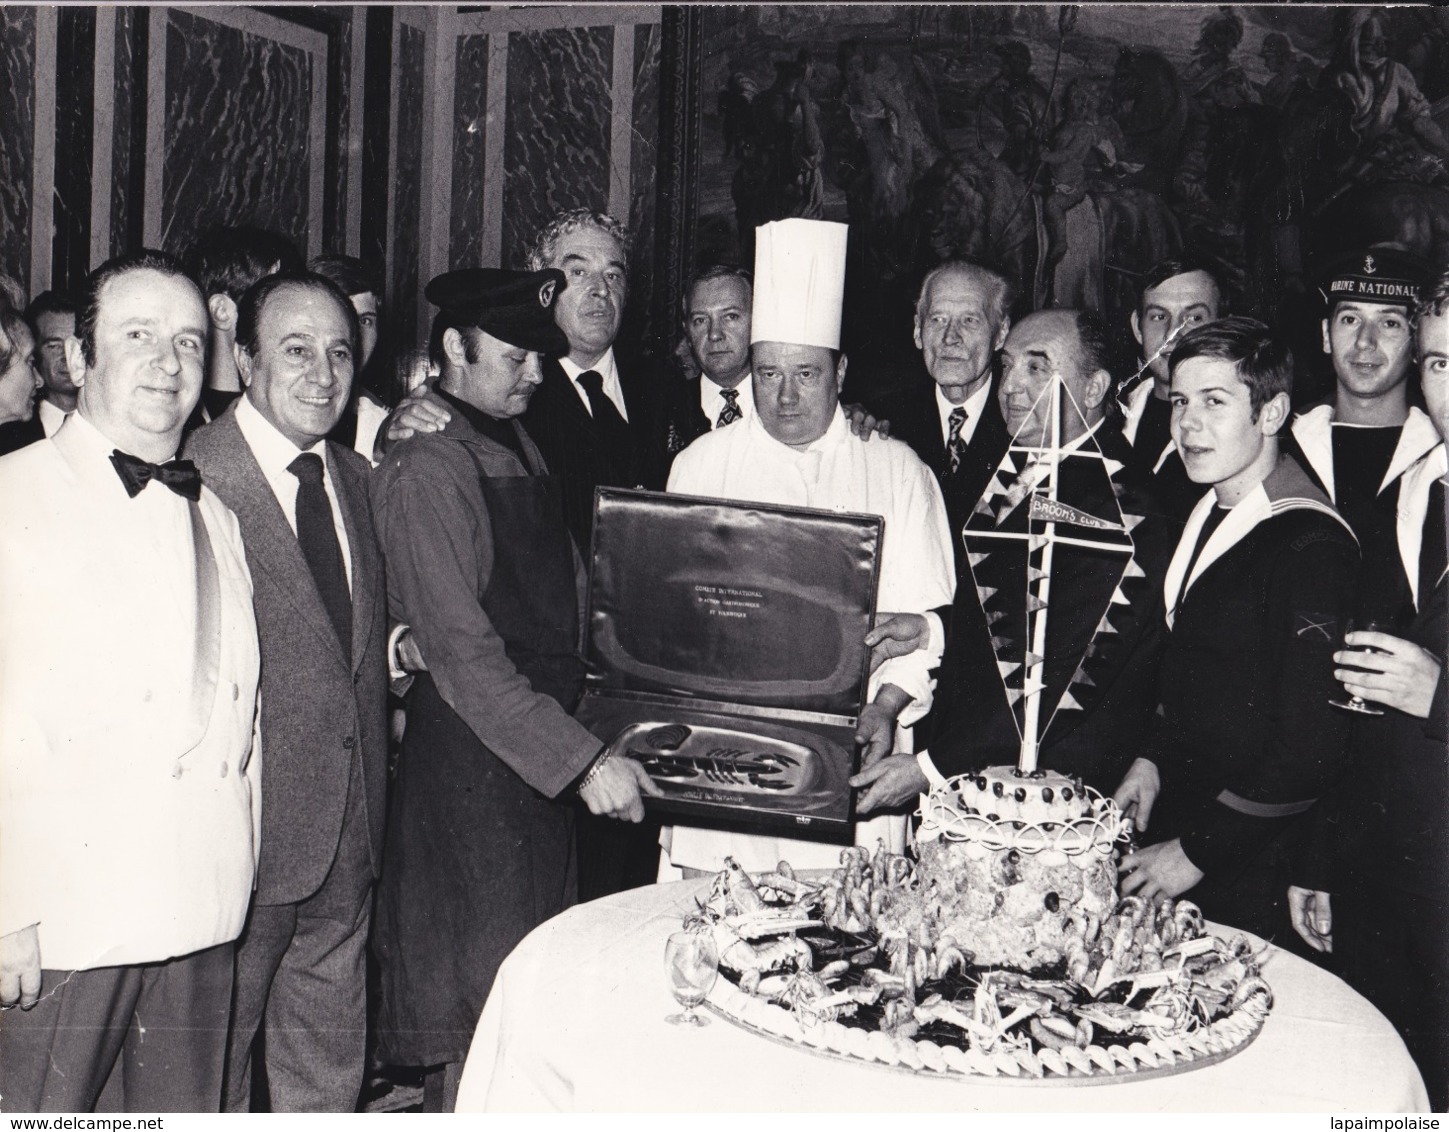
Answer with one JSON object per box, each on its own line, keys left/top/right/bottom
{"left": 750, "top": 219, "right": 848, "bottom": 350}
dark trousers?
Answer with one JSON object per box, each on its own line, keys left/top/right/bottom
{"left": 575, "top": 809, "right": 663, "bottom": 901}
{"left": 223, "top": 758, "right": 374, "bottom": 1112}
{"left": 1334, "top": 886, "right": 1449, "bottom": 1111}
{"left": 0, "top": 942, "right": 234, "bottom": 1112}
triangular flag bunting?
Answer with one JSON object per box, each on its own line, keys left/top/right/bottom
{"left": 1097, "top": 617, "right": 1118, "bottom": 635}
{"left": 968, "top": 551, "right": 990, "bottom": 567}
{"left": 1123, "top": 557, "right": 1146, "bottom": 579}
{"left": 1071, "top": 668, "right": 1096, "bottom": 687}
{"left": 1123, "top": 513, "right": 1145, "bottom": 531}
{"left": 1005, "top": 688, "right": 1023, "bottom": 706}
{"left": 1025, "top": 595, "right": 1047, "bottom": 612}
{"left": 1103, "top": 458, "right": 1125, "bottom": 477}
{"left": 1029, "top": 534, "right": 1049, "bottom": 551}
{"left": 997, "top": 453, "right": 1017, "bottom": 476}
{"left": 1027, "top": 566, "right": 1049, "bottom": 582}
{"left": 976, "top": 585, "right": 998, "bottom": 604}
{"left": 1023, "top": 651, "right": 1045, "bottom": 667}
{"left": 985, "top": 610, "right": 1007, "bottom": 625}
{"left": 996, "top": 660, "right": 1022, "bottom": 679}
{"left": 1111, "top": 483, "right": 1125, "bottom": 498}
{"left": 973, "top": 496, "right": 994, "bottom": 516}
{"left": 1110, "top": 587, "right": 1129, "bottom": 605}
{"left": 990, "top": 636, "right": 1013, "bottom": 651}
{"left": 1083, "top": 643, "right": 1099, "bottom": 658}
{"left": 1020, "top": 679, "right": 1046, "bottom": 699}
{"left": 983, "top": 477, "right": 1006, "bottom": 499}
{"left": 1058, "top": 690, "right": 1084, "bottom": 712}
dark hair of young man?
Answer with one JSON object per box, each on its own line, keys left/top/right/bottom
{"left": 185, "top": 226, "right": 305, "bottom": 302}
{"left": 1169, "top": 315, "right": 1294, "bottom": 420}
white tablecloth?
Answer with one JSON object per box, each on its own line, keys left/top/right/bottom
{"left": 456, "top": 879, "right": 1429, "bottom": 1112}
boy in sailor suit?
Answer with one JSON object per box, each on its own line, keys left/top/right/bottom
{"left": 1113, "top": 318, "right": 1358, "bottom": 948}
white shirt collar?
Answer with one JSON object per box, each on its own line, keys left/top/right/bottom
{"left": 236, "top": 392, "right": 328, "bottom": 480}
{"left": 700, "top": 374, "right": 753, "bottom": 428}
{"left": 934, "top": 378, "right": 993, "bottom": 449}
{"left": 72, "top": 407, "right": 181, "bottom": 465}
{"left": 747, "top": 402, "right": 849, "bottom": 457}
{"left": 559, "top": 348, "right": 628, "bottom": 421}
{"left": 38, "top": 398, "right": 70, "bottom": 437}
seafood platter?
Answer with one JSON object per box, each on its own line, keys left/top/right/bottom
{"left": 683, "top": 767, "right": 1273, "bottom": 1082}
{"left": 576, "top": 489, "right": 883, "bottom": 834}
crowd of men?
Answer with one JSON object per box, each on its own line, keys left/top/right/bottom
{"left": 0, "top": 206, "right": 1444, "bottom": 1113}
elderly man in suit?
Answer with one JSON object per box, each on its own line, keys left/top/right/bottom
{"left": 862, "top": 309, "right": 1179, "bottom": 808}
{"left": 0, "top": 250, "right": 261, "bottom": 1112}
{"left": 867, "top": 260, "right": 1012, "bottom": 546}
{"left": 517, "top": 208, "right": 663, "bottom": 547}
{"left": 185, "top": 271, "right": 388, "bottom": 1111}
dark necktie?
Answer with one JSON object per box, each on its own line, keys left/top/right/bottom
{"left": 1421, "top": 477, "right": 1448, "bottom": 602}
{"left": 577, "top": 369, "right": 630, "bottom": 442}
{"left": 716, "top": 388, "right": 742, "bottom": 429}
{"left": 946, "top": 407, "right": 968, "bottom": 475}
{"left": 288, "top": 453, "right": 351, "bottom": 655}
{"left": 110, "top": 450, "right": 203, "bottom": 501}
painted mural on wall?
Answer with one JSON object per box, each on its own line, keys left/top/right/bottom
{"left": 693, "top": 4, "right": 1449, "bottom": 384}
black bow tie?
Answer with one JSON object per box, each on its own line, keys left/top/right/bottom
{"left": 110, "top": 450, "right": 203, "bottom": 501}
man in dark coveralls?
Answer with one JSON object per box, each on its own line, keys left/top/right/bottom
{"left": 369, "top": 269, "right": 657, "bottom": 1111}
{"left": 1291, "top": 271, "right": 1449, "bottom": 1109}
{"left": 1114, "top": 318, "right": 1359, "bottom": 948}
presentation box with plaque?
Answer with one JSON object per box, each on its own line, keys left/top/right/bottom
{"left": 575, "top": 488, "right": 883, "bottom": 837}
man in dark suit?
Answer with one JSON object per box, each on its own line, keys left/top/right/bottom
{"left": 519, "top": 208, "right": 663, "bottom": 551}
{"left": 853, "top": 310, "right": 1177, "bottom": 809}
{"left": 653, "top": 264, "right": 755, "bottom": 480}
{"left": 185, "top": 271, "right": 388, "bottom": 1112}
{"left": 517, "top": 210, "right": 667, "bottom": 896}
{"left": 867, "top": 260, "right": 1012, "bottom": 546}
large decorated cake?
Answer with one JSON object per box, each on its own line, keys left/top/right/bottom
{"left": 685, "top": 770, "right": 1272, "bottom": 1081}
{"left": 681, "top": 381, "right": 1272, "bottom": 1078}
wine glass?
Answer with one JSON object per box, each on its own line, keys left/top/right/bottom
{"left": 664, "top": 929, "right": 719, "bottom": 1026}
{"left": 1329, "top": 615, "right": 1394, "bottom": 716}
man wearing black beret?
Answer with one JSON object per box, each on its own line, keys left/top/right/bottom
{"left": 1288, "top": 245, "right": 1439, "bottom": 622}
{"left": 369, "top": 268, "right": 657, "bottom": 1110}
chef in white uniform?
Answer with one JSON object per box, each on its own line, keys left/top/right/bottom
{"left": 662, "top": 219, "right": 955, "bottom": 876}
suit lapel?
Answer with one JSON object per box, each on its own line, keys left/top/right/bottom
{"left": 329, "top": 444, "right": 378, "bottom": 674}
{"left": 208, "top": 411, "right": 348, "bottom": 660}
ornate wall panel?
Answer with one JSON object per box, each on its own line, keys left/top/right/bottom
{"left": 501, "top": 26, "right": 615, "bottom": 271}
{"left": 390, "top": 19, "right": 427, "bottom": 348}
{"left": 1, "top": 7, "right": 38, "bottom": 293}
{"left": 450, "top": 33, "right": 490, "bottom": 270}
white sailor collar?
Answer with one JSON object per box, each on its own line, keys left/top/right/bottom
{"left": 1164, "top": 454, "right": 1352, "bottom": 628}
{"left": 1290, "top": 402, "right": 1441, "bottom": 500}
{"left": 1397, "top": 442, "right": 1449, "bottom": 611}
{"left": 1119, "top": 375, "right": 1156, "bottom": 448}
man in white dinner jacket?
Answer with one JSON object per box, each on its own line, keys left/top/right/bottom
{"left": 0, "top": 250, "right": 261, "bottom": 1112}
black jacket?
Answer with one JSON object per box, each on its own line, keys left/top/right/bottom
{"left": 520, "top": 353, "right": 665, "bottom": 552}
{"left": 1145, "top": 456, "right": 1359, "bottom": 920}
{"left": 868, "top": 371, "right": 1009, "bottom": 546}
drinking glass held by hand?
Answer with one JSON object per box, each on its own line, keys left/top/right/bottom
{"left": 1330, "top": 615, "right": 1395, "bottom": 716}
{"left": 664, "top": 929, "right": 719, "bottom": 1026}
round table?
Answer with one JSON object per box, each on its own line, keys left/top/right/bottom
{"left": 456, "top": 879, "right": 1429, "bottom": 1111}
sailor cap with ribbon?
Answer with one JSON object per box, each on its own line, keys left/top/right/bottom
{"left": 1318, "top": 245, "right": 1427, "bottom": 308}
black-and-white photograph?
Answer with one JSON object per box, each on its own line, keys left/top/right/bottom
{"left": 0, "top": 1, "right": 1445, "bottom": 1116}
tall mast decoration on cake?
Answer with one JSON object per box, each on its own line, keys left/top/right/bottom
{"left": 961, "top": 372, "right": 1144, "bottom": 776}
